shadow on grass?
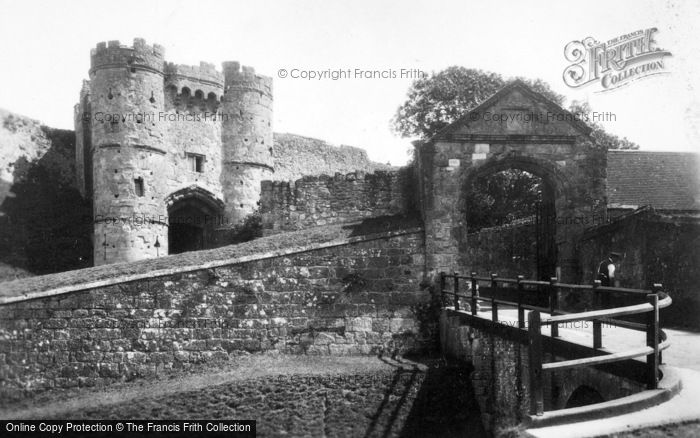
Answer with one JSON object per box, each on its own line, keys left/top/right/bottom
{"left": 4, "top": 357, "right": 486, "bottom": 438}
{"left": 362, "top": 357, "right": 486, "bottom": 438}
{"left": 397, "top": 361, "right": 486, "bottom": 438}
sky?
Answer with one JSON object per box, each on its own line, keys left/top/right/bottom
{"left": 0, "top": 0, "right": 698, "bottom": 165}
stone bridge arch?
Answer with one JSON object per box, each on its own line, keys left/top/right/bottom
{"left": 414, "top": 81, "right": 607, "bottom": 283}
{"left": 550, "top": 367, "right": 639, "bottom": 410}
{"left": 564, "top": 385, "right": 604, "bottom": 408}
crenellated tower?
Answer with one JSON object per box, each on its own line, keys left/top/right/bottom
{"left": 76, "top": 39, "right": 274, "bottom": 265}
{"left": 221, "top": 62, "right": 274, "bottom": 224}
{"left": 88, "top": 38, "right": 169, "bottom": 265}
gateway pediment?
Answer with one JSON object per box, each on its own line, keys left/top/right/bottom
{"left": 432, "top": 81, "right": 591, "bottom": 141}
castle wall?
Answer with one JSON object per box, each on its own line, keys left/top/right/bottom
{"left": 271, "top": 133, "right": 392, "bottom": 182}
{"left": 0, "top": 110, "right": 92, "bottom": 277}
{"left": 260, "top": 168, "right": 417, "bottom": 235}
{"left": 0, "top": 228, "right": 426, "bottom": 399}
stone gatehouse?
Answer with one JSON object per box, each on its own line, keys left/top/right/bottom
{"left": 412, "top": 80, "right": 607, "bottom": 283}
{"left": 75, "top": 39, "right": 274, "bottom": 265}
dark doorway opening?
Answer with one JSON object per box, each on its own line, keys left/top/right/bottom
{"left": 168, "top": 204, "right": 209, "bottom": 255}
{"left": 166, "top": 189, "right": 224, "bottom": 255}
{"left": 168, "top": 222, "right": 204, "bottom": 254}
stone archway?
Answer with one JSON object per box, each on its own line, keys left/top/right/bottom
{"left": 460, "top": 155, "right": 564, "bottom": 280}
{"left": 414, "top": 81, "right": 607, "bottom": 284}
{"left": 165, "top": 186, "right": 224, "bottom": 255}
{"left": 565, "top": 385, "right": 605, "bottom": 408}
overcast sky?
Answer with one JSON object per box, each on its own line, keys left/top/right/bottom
{"left": 0, "top": 0, "right": 698, "bottom": 165}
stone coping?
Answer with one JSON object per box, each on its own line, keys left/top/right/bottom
{"left": 0, "top": 224, "right": 424, "bottom": 305}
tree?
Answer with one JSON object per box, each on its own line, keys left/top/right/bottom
{"left": 391, "top": 66, "right": 639, "bottom": 150}
{"left": 392, "top": 67, "right": 502, "bottom": 139}
{"left": 463, "top": 169, "right": 544, "bottom": 233}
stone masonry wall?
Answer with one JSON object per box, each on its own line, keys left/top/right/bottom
{"left": 0, "top": 229, "right": 426, "bottom": 399}
{"left": 260, "top": 167, "right": 416, "bottom": 235}
{"left": 440, "top": 309, "right": 645, "bottom": 432}
{"left": 272, "top": 133, "right": 392, "bottom": 182}
{"left": 578, "top": 210, "right": 700, "bottom": 329}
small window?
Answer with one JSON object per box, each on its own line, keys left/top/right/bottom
{"left": 134, "top": 177, "right": 145, "bottom": 197}
{"left": 187, "top": 154, "right": 205, "bottom": 173}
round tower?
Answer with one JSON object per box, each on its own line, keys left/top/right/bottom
{"left": 89, "top": 38, "right": 168, "bottom": 265}
{"left": 221, "top": 62, "right": 274, "bottom": 225}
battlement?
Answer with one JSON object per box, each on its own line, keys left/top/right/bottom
{"left": 164, "top": 61, "right": 225, "bottom": 87}
{"left": 90, "top": 38, "right": 165, "bottom": 74}
{"left": 222, "top": 61, "right": 273, "bottom": 97}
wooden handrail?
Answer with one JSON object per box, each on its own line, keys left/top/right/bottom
{"left": 542, "top": 346, "right": 654, "bottom": 371}
{"left": 439, "top": 272, "right": 670, "bottom": 417}
{"left": 494, "top": 277, "right": 520, "bottom": 284}
{"left": 542, "top": 303, "right": 654, "bottom": 325}
{"left": 521, "top": 280, "right": 551, "bottom": 287}
{"left": 597, "top": 285, "right": 655, "bottom": 295}
{"left": 444, "top": 294, "right": 550, "bottom": 315}
{"left": 446, "top": 272, "right": 658, "bottom": 296}
{"left": 558, "top": 283, "right": 594, "bottom": 290}
{"left": 658, "top": 293, "right": 672, "bottom": 308}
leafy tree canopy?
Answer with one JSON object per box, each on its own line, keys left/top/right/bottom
{"left": 464, "top": 169, "right": 544, "bottom": 233}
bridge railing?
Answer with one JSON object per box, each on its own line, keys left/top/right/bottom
{"left": 439, "top": 272, "right": 672, "bottom": 416}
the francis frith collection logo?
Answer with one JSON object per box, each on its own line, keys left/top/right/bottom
{"left": 563, "top": 27, "right": 672, "bottom": 92}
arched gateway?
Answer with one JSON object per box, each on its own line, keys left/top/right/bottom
{"left": 414, "top": 81, "right": 607, "bottom": 282}
{"left": 165, "top": 185, "right": 225, "bottom": 255}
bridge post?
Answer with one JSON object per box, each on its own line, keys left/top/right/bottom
{"left": 593, "top": 280, "right": 602, "bottom": 350}
{"left": 491, "top": 273, "right": 498, "bottom": 323}
{"left": 528, "top": 310, "right": 544, "bottom": 415}
{"left": 654, "top": 283, "right": 664, "bottom": 365}
{"left": 470, "top": 272, "right": 478, "bottom": 316}
{"left": 549, "top": 277, "right": 559, "bottom": 337}
{"left": 647, "top": 289, "right": 660, "bottom": 389}
{"left": 453, "top": 272, "right": 460, "bottom": 311}
{"left": 517, "top": 275, "right": 525, "bottom": 329}
{"left": 439, "top": 272, "right": 446, "bottom": 307}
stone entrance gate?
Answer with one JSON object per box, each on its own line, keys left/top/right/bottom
{"left": 414, "top": 81, "right": 607, "bottom": 283}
